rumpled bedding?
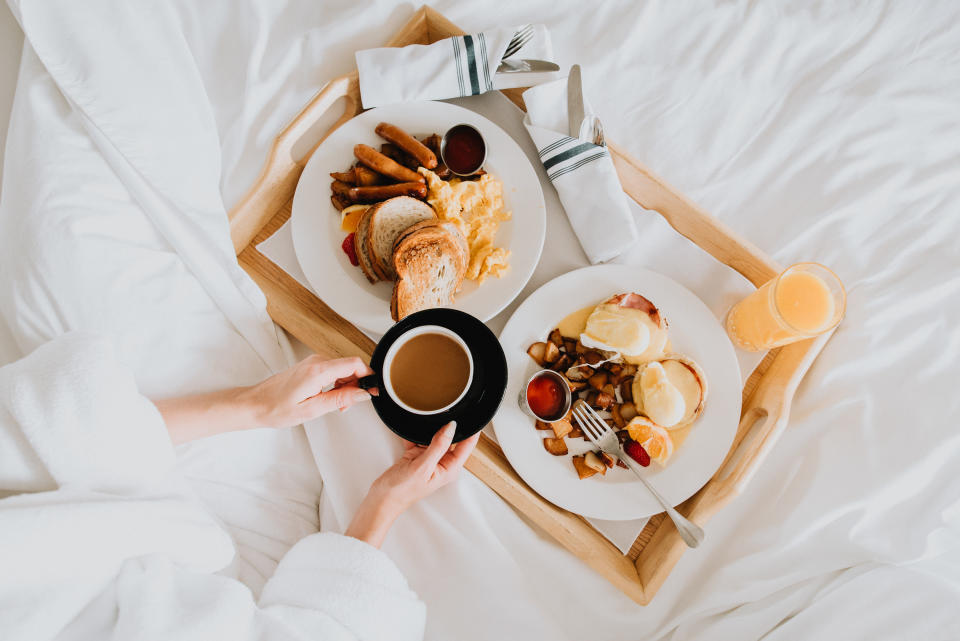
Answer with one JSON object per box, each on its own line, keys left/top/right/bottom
{"left": 0, "top": 1, "right": 958, "bottom": 640}
{"left": 0, "top": 333, "right": 425, "bottom": 641}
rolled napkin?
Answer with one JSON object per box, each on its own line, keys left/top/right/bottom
{"left": 522, "top": 77, "right": 639, "bottom": 263}
{"left": 356, "top": 25, "right": 556, "bottom": 108}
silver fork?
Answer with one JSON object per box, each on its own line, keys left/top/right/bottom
{"left": 572, "top": 401, "right": 705, "bottom": 548}
{"left": 502, "top": 24, "right": 534, "bottom": 60}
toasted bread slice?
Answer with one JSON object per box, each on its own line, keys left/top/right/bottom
{"left": 390, "top": 221, "right": 468, "bottom": 321}
{"left": 365, "top": 196, "right": 436, "bottom": 281}
{"left": 353, "top": 207, "right": 379, "bottom": 283}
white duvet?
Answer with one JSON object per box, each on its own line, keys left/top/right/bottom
{"left": 1, "top": 1, "right": 958, "bottom": 640}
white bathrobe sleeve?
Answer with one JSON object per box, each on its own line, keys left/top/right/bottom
{"left": 0, "top": 333, "right": 425, "bottom": 641}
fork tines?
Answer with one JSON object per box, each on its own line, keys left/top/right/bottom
{"left": 502, "top": 24, "right": 534, "bottom": 60}
{"left": 571, "top": 401, "right": 615, "bottom": 447}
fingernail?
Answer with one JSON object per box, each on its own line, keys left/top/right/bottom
{"left": 445, "top": 421, "right": 457, "bottom": 433}
{"left": 354, "top": 389, "right": 371, "bottom": 402}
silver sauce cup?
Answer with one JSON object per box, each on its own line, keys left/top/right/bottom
{"left": 518, "top": 369, "right": 572, "bottom": 422}
{"left": 439, "top": 123, "right": 487, "bottom": 176}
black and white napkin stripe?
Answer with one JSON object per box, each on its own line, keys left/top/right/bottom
{"left": 538, "top": 136, "right": 609, "bottom": 182}
{"left": 451, "top": 34, "right": 494, "bottom": 97}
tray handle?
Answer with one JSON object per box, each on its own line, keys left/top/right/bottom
{"left": 608, "top": 142, "right": 781, "bottom": 288}
{"left": 229, "top": 73, "right": 362, "bottom": 253}
{"left": 635, "top": 330, "right": 832, "bottom": 597}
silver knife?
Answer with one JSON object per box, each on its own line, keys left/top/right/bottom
{"left": 567, "top": 64, "right": 585, "bottom": 139}
{"left": 495, "top": 59, "right": 561, "bottom": 74}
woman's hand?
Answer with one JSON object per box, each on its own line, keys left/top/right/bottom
{"left": 241, "top": 355, "right": 374, "bottom": 428}
{"left": 346, "top": 422, "right": 479, "bottom": 547}
{"left": 155, "top": 355, "right": 374, "bottom": 444}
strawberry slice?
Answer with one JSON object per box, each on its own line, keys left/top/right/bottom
{"left": 342, "top": 233, "right": 359, "bottom": 266}
{"left": 623, "top": 439, "right": 651, "bottom": 467}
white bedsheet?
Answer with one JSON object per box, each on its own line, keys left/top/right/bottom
{"left": 1, "top": 1, "right": 959, "bottom": 640}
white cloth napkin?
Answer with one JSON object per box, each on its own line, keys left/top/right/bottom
{"left": 523, "top": 78, "right": 639, "bottom": 264}
{"left": 356, "top": 25, "right": 557, "bottom": 108}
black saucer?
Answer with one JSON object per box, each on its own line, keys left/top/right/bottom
{"left": 367, "top": 308, "right": 507, "bottom": 445}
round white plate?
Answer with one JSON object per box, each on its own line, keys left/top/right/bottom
{"left": 493, "top": 264, "right": 742, "bottom": 520}
{"left": 291, "top": 101, "right": 546, "bottom": 335}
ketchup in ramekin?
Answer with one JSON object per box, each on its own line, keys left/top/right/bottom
{"left": 521, "top": 370, "right": 572, "bottom": 422}
{"left": 440, "top": 124, "right": 486, "bottom": 176}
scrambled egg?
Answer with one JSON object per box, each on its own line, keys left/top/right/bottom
{"left": 419, "top": 168, "right": 511, "bottom": 282}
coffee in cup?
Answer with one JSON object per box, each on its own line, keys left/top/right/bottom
{"left": 381, "top": 325, "right": 473, "bottom": 415}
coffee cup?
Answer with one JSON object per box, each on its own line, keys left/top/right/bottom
{"left": 361, "top": 325, "right": 474, "bottom": 415}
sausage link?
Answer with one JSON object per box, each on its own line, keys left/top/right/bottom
{"left": 353, "top": 144, "right": 424, "bottom": 183}
{"left": 375, "top": 122, "right": 438, "bottom": 169}
{"left": 330, "top": 171, "right": 355, "bottom": 184}
{"left": 348, "top": 182, "right": 427, "bottom": 203}
{"left": 354, "top": 165, "right": 385, "bottom": 186}
{"left": 331, "top": 180, "right": 353, "bottom": 196}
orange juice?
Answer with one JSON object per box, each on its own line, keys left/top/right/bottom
{"left": 726, "top": 263, "right": 845, "bottom": 351}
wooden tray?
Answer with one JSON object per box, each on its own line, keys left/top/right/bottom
{"left": 228, "top": 6, "right": 833, "bottom": 605}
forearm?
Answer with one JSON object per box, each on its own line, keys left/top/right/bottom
{"left": 345, "top": 492, "right": 404, "bottom": 549}
{"left": 154, "top": 386, "right": 261, "bottom": 445}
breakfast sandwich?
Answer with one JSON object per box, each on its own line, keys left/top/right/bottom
{"left": 579, "top": 293, "right": 669, "bottom": 362}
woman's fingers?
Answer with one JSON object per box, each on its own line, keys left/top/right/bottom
{"left": 311, "top": 356, "right": 374, "bottom": 386}
{"left": 301, "top": 384, "right": 371, "bottom": 418}
{"left": 416, "top": 422, "right": 457, "bottom": 472}
{"left": 437, "top": 432, "right": 479, "bottom": 477}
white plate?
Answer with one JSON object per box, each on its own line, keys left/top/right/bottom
{"left": 493, "top": 264, "right": 742, "bottom": 520}
{"left": 291, "top": 101, "right": 546, "bottom": 335}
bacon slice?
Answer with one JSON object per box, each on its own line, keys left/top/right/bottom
{"left": 603, "top": 292, "right": 663, "bottom": 327}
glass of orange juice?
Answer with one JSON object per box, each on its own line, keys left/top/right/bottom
{"left": 726, "top": 263, "right": 845, "bottom": 351}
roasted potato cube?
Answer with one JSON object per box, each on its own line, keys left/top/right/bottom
{"left": 527, "top": 342, "right": 547, "bottom": 366}
{"left": 616, "top": 429, "right": 630, "bottom": 445}
{"left": 548, "top": 329, "right": 564, "bottom": 348}
{"left": 601, "top": 383, "right": 616, "bottom": 398}
{"left": 568, "top": 424, "right": 585, "bottom": 439}
{"left": 583, "top": 351, "right": 604, "bottom": 365}
{"left": 600, "top": 452, "right": 617, "bottom": 468}
{"left": 616, "top": 459, "right": 628, "bottom": 469}
{"left": 543, "top": 341, "right": 561, "bottom": 364}
{"left": 551, "top": 417, "right": 573, "bottom": 439}
{"left": 595, "top": 391, "right": 615, "bottom": 411}
{"left": 552, "top": 354, "right": 573, "bottom": 373}
{"left": 622, "top": 364, "right": 638, "bottom": 378}
{"left": 572, "top": 455, "right": 598, "bottom": 479}
{"left": 567, "top": 379, "right": 588, "bottom": 393}
{"left": 583, "top": 451, "right": 607, "bottom": 475}
{"left": 584, "top": 390, "right": 599, "bottom": 408}
{"left": 620, "top": 376, "right": 634, "bottom": 402}
{"left": 535, "top": 420, "right": 553, "bottom": 431}
{"left": 607, "top": 363, "right": 623, "bottom": 377}
{"left": 543, "top": 437, "right": 568, "bottom": 456}
{"left": 562, "top": 339, "right": 578, "bottom": 353}
{"left": 611, "top": 404, "right": 626, "bottom": 428}
{"left": 575, "top": 340, "right": 590, "bottom": 354}
{"left": 588, "top": 371, "right": 608, "bottom": 390}
{"left": 619, "top": 402, "right": 639, "bottom": 422}
{"left": 566, "top": 365, "right": 593, "bottom": 381}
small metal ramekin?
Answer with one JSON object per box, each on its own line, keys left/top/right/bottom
{"left": 517, "top": 369, "right": 572, "bottom": 422}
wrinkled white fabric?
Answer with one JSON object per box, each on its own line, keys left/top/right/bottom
{"left": 1, "top": 1, "right": 959, "bottom": 640}
{"left": 0, "top": 333, "right": 425, "bottom": 641}
{"left": 0, "top": 0, "right": 324, "bottom": 597}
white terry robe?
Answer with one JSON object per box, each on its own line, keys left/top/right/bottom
{"left": 0, "top": 333, "right": 426, "bottom": 641}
